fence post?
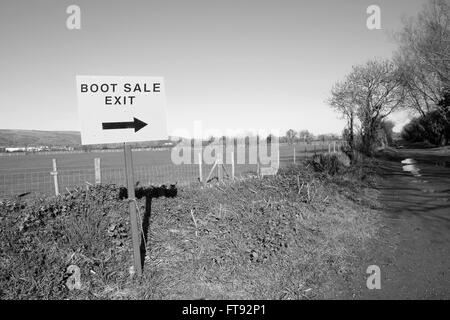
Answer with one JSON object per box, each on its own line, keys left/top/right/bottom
{"left": 305, "top": 145, "right": 307, "bottom": 159}
{"left": 277, "top": 145, "right": 280, "bottom": 169}
{"left": 333, "top": 141, "right": 336, "bottom": 153}
{"left": 94, "top": 158, "right": 101, "bottom": 184}
{"left": 231, "top": 151, "right": 235, "bottom": 180}
{"left": 198, "top": 152, "right": 203, "bottom": 183}
{"left": 293, "top": 147, "right": 296, "bottom": 164}
{"left": 328, "top": 143, "right": 331, "bottom": 154}
{"left": 218, "top": 153, "right": 223, "bottom": 181}
{"left": 51, "top": 158, "right": 59, "bottom": 196}
{"left": 256, "top": 155, "right": 260, "bottom": 177}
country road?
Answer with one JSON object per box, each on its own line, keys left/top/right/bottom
{"left": 331, "top": 149, "right": 450, "bottom": 299}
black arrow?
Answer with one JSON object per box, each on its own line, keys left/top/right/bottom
{"left": 102, "top": 117, "right": 148, "bottom": 133}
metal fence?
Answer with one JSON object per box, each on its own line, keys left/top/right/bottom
{"left": 0, "top": 141, "right": 344, "bottom": 197}
{"left": 0, "top": 163, "right": 258, "bottom": 197}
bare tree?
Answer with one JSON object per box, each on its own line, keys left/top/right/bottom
{"left": 328, "top": 80, "right": 357, "bottom": 148}
{"left": 396, "top": 55, "right": 440, "bottom": 116}
{"left": 395, "top": 0, "right": 450, "bottom": 117}
{"left": 329, "top": 59, "right": 405, "bottom": 154}
{"left": 352, "top": 60, "right": 406, "bottom": 153}
{"left": 285, "top": 129, "right": 297, "bottom": 145}
{"left": 298, "top": 130, "right": 313, "bottom": 143}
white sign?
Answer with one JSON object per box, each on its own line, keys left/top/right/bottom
{"left": 76, "top": 75, "right": 167, "bottom": 145}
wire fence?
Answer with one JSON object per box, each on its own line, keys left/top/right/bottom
{"left": 0, "top": 163, "right": 259, "bottom": 197}
{"left": 0, "top": 141, "right": 345, "bottom": 198}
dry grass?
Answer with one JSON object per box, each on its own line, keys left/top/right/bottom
{"left": 127, "top": 162, "right": 382, "bottom": 300}
{"left": 0, "top": 161, "right": 382, "bottom": 300}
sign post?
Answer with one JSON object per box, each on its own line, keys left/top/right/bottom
{"left": 76, "top": 75, "right": 168, "bottom": 277}
{"left": 123, "top": 143, "right": 142, "bottom": 277}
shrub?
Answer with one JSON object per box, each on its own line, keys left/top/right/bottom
{"left": 309, "top": 153, "right": 349, "bottom": 175}
{"left": 401, "top": 109, "right": 450, "bottom": 146}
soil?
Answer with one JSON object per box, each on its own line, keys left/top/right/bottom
{"left": 330, "top": 148, "right": 450, "bottom": 299}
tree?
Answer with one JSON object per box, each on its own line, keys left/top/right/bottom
{"left": 316, "top": 133, "right": 339, "bottom": 142}
{"left": 379, "top": 120, "right": 395, "bottom": 146}
{"left": 285, "top": 129, "right": 297, "bottom": 145}
{"left": 395, "top": 0, "right": 450, "bottom": 143}
{"left": 317, "top": 134, "right": 326, "bottom": 142}
{"left": 329, "top": 59, "right": 405, "bottom": 154}
{"left": 396, "top": 54, "right": 440, "bottom": 116}
{"left": 328, "top": 80, "right": 357, "bottom": 148}
{"left": 298, "top": 130, "right": 313, "bottom": 143}
{"left": 401, "top": 109, "right": 450, "bottom": 145}
{"left": 397, "top": 0, "right": 450, "bottom": 87}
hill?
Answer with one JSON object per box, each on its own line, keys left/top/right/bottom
{"left": 0, "top": 129, "right": 81, "bottom": 147}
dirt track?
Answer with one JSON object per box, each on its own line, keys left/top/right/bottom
{"left": 328, "top": 148, "right": 450, "bottom": 299}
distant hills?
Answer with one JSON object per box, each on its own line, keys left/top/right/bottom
{"left": 0, "top": 129, "right": 177, "bottom": 149}
{"left": 0, "top": 129, "right": 81, "bottom": 147}
{"left": 0, "top": 129, "right": 341, "bottom": 148}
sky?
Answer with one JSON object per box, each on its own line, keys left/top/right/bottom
{"left": 0, "top": 0, "right": 428, "bottom": 138}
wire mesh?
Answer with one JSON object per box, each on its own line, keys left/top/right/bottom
{"left": 0, "top": 143, "right": 340, "bottom": 198}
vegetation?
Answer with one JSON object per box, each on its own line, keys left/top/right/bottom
{"left": 285, "top": 129, "right": 297, "bottom": 145}
{"left": 329, "top": 59, "right": 405, "bottom": 155}
{"left": 329, "top": 0, "right": 449, "bottom": 152}
{"left": 396, "top": 0, "right": 450, "bottom": 146}
{"left": 298, "top": 130, "right": 314, "bottom": 143}
{"left": 310, "top": 153, "right": 351, "bottom": 176}
{"left": 401, "top": 109, "right": 450, "bottom": 145}
{"left": 0, "top": 161, "right": 381, "bottom": 299}
{"left": 280, "top": 130, "right": 339, "bottom": 145}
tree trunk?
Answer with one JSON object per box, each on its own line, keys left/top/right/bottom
{"left": 349, "top": 115, "right": 354, "bottom": 149}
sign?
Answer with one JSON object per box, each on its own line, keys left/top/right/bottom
{"left": 76, "top": 75, "right": 167, "bottom": 145}
{"left": 75, "top": 75, "right": 169, "bottom": 277}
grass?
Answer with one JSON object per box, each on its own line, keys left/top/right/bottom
{"left": 135, "top": 161, "right": 380, "bottom": 299}
{"left": 0, "top": 158, "right": 381, "bottom": 299}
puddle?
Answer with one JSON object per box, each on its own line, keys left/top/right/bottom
{"left": 401, "top": 158, "right": 421, "bottom": 177}
{"left": 401, "top": 158, "right": 417, "bottom": 165}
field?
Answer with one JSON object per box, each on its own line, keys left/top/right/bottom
{"left": 0, "top": 141, "right": 341, "bottom": 197}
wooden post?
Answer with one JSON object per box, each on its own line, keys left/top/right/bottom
{"left": 256, "top": 135, "right": 259, "bottom": 177}
{"left": 198, "top": 153, "right": 203, "bottom": 183}
{"left": 333, "top": 141, "right": 336, "bottom": 153}
{"left": 277, "top": 145, "right": 280, "bottom": 168}
{"left": 94, "top": 158, "right": 101, "bottom": 184}
{"left": 217, "top": 153, "right": 223, "bottom": 181}
{"left": 51, "top": 159, "right": 59, "bottom": 196}
{"left": 205, "top": 159, "right": 218, "bottom": 185}
{"left": 231, "top": 151, "right": 235, "bottom": 180}
{"left": 123, "top": 143, "right": 142, "bottom": 277}
{"left": 328, "top": 143, "right": 331, "bottom": 154}
{"left": 256, "top": 156, "right": 260, "bottom": 177}
{"left": 293, "top": 147, "right": 296, "bottom": 163}
{"left": 305, "top": 145, "right": 307, "bottom": 159}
